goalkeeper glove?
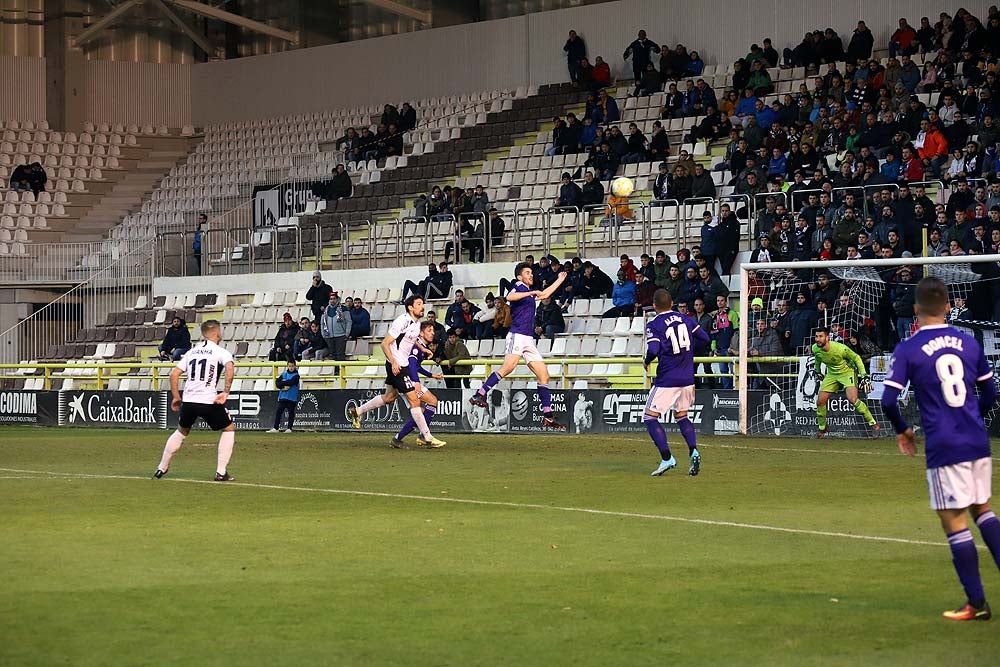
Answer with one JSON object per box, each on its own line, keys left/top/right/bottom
{"left": 858, "top": 376, "right": 873, "bottom": 393}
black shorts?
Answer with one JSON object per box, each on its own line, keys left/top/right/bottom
{"left": 178, "top": 402, "right": 233, "bottom": 431}
{"left": 384, "top": 361, "right": 415, "bottom": 394}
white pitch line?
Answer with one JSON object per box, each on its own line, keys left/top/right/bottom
{"left": 0, "top": 466, "right": 953, "bottom": 550}
{"left": 621, "top": 437, "right": 1000, "bottom": 461}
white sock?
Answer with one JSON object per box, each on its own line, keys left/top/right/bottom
{"left": 158, "top": 430, "right": 185, "bottom": 471}
{"left": 217, "top": 431, "right": 235, "bottom": 475}
{"left": 357, "top": 395, "right": 386, "bottom": 415}
{"left": 410, "top": 406, "right": 431, "bottom": 440}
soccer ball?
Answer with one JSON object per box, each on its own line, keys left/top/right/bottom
{"left": 611, "top": 176, "right": 634, "bottom": 198}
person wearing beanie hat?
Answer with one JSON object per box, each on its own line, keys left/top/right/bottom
{"left": 268, "top": 312, "right": 300, "bottom": 362}
{"left": 306, "top": 271, "right": 333, "bottom": 322}
{"left": 555, "top": 171, "right": 583, "bottom": 209}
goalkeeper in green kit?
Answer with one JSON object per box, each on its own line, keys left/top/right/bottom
{"left": 811, "top": 327, "right": 879, "bottom": 438}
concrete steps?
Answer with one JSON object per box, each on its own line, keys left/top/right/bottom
{"left": 57, "top": 142, "right": 198, "bottom": 244}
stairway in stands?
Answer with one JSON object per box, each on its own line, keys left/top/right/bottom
{"left": 59, "top": 137, "right": 199, "bottom": 244}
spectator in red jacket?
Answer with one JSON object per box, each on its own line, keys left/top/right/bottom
{"left": 900, "top": 146, "right": 924, "bottom": 182}
{"left": 592, "top": 56, "right": 612, "bottom": 88}
{"left": 915, "top": 118, "right": 948, "bottom": 178}
{"left": 889, "top": 18, "right": 918, "bottom": 57}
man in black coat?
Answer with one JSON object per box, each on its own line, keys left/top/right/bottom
{"left": 564, "top": 30, "right": 587, "bottom": 84}
{"left": 623, "top": 30, "right": 661, "bottom": 83}
{"left": 158, "top": 317, "right": 191, "bottom": 361}
{"left": 330, "top": 164, "right": 352, "bottom": 199}
{"left": 306, "top": 271, "right": 333, "bottom": 321}
{"left": 398, "top": 103, "right": 417, "bottom": 133}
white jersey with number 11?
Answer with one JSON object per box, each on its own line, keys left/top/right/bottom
{"left": 176, "top": 340, "right": 234, "bottom": 405}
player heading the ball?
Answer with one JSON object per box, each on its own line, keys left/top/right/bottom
{"left": 469, "top": 261, "right": 568, "bottom": 429}
{"left": 881, "top": 276, "right": 1000, "bottom": 621}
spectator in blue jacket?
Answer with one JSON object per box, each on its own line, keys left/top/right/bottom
{"left": 592, "top": 89, "right": 620, "bottom": 124}
{"left": 602, "top": 269, "right": 637, "bottom": 317}
{"left": 350, "top": 298, "right": 371, "bottom": 339}
{"left": 735, "top": 90, "right": 759, "bottom": 126}
{"left": 767, "top": 147, "right": 788, "bottom": 176}
{"left": 269, "top": 360, "right": 300, "bottom": 433}
{"left": 754, "top": 99, "right": 778, "bottom": 130}
{"left": 880, "top": 152, "right": 902, "bottom": 181}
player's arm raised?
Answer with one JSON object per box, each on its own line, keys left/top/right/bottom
{"left": 690, "top": 322, "right": 711, "bottom": 353}
{"left": 536, "top": 270, "right": 568, "bottom": 301}
{"left": 215, "top": 361, "right": 234, "bottom": 405}
{"left": 169, "top": 366, "right": 183, "bottom": 412}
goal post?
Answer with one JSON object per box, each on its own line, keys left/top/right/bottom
{"left": 737, "top": 253, "right": 1000, "bottom": 435}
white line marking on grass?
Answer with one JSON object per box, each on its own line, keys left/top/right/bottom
{"left": 621, "top": 438, "right": 1000, "bottom": 461}
{"left": 0, "top": 475, "right": 47, "bottom": 479}
{"left": 0, "top": 466, "right": 953, "bottom": 550}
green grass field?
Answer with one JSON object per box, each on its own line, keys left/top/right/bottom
{"left": 1, "top": 427, "right": 998, "bottom": 666}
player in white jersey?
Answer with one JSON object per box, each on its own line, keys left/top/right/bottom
{"left": 348, "top": 295, "right": 446, "bottom": 448}
{"left": 154, "top": 319, "right": 237, "bottom": 481}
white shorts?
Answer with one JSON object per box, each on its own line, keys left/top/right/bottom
{"left": 646, "top": 385, "right": 695, "bottom": 416}
{"left": 505, "top": 332, "right": 543, "bottom": 364}
{"left": 926, "top": 457, "right": 993, "bottom": 511}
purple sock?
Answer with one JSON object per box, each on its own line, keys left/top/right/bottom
{"left": 644, "top": 416, "right": 672, "bottom": 461}
{"left": 677, "top": 416, "right": 698, "bottom": 454}
{"left": 396, "top": 418, "right": 417, "bottom": 440}
{"left": 976, "top": 511, "right": 1000, "bottom": 570}
{"left": 947, "top": 529, "right": 986, "bottom": 606}
{"left": 478, "top": 371, "right": 501, "bottom": 396}
{"left": 396, "top": 405, "right": 437, "bottom": 441}
{"left": 538, "top": 383, "right": 552, "bottom": 413}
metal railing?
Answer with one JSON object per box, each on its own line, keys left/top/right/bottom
{"left": 0, "top": 355, "right": 750, "bottom": 392}
{"left": 142, "top": 193, "right": 811, "bottom": 276}
{"left": 0, "top": 238, "right": 156, "bottom": 365}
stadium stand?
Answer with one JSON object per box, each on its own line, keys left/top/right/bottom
{"left": 6, "top": 5, "right": 1000, "bottom": 387}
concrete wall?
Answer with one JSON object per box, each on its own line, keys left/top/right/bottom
{"left": 190, "top": 0, "right": 992, "bottom": 126}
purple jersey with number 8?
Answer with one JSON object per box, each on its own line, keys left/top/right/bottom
{"left": 883, "top": 324, "right": 993, "bottom": 469}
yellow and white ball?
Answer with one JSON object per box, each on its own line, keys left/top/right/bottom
{"left": 611, "top": 176, "right": 634, "bottom": 198}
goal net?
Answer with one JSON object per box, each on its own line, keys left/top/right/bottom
{"left": 737, "top": 254, "right": 1000, "bottom": 438}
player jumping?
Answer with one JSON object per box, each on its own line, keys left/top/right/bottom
{"left": 348, "top": 295, "right": 446, "bottom": 448}
{"left": 469, "top": 261, "right": 568, "bottom": 429}
{"left": 644, "top": 289, "right": 710, "bottom": 476}
{"left": 154, "top": 319, "right": 237, "bottom": 481}
{"left": 390, "top": 321, "right": 446, "bottom": 449}
{"left": 881, "top": 276, "right": 1000, "bottom": 621}
{"left": 811, "top": 327, "right": 879, "bottom": 438}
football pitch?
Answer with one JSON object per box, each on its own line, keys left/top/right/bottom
{"left": 1, "top": 427, "right": 998, "bottom": 666}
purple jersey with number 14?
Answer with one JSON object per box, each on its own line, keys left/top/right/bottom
{"left": 646, "top": 310, "right": 709, "bottom": 387}
{"left": 508, "top": 281, "right": 535, "bottom": 336}
{"left": 883, "top": 323, "right": 993, "bottom": 469}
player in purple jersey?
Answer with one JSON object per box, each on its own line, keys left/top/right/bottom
{"left": 469, "top": 261, "right": 568, "bottom": 429}
{"left": 390, "top": 322, "right": 446, "bottom": 449}
{"left": 643, "top": 289, "right": 710, "bottom": 476}
{"left": 881, "top": 276, "right": 1000, "bottom": 621}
